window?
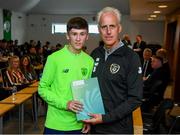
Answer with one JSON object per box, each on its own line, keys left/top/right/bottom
{"left": 52, "top": 24, "right": 66, "bottom": 34}
{"left": 52, "top": 24, "right": 99, "bottom": 34}
{"left": 89, "top": 24, "right": 99, "bottom": 34}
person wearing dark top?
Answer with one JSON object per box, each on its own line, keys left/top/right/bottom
{"left": 133, "top": 35, "right": 146, "bottom": 58}
{"left": 20, "top": 55, "right": 38, "bottom": 83}
{"left": 156, "top": 48, "right": 170, "bottom": 84}
{"left": 122, "top": 34, "right": 132, "bottom": 49}
{"left": 141, "top": 48, "right": 153, "bottom": 77}
{"left": 83, "top": 7, "right": 143, "bottom": 134}
{"left": 143, "top": 55, "right": 169, "bottom": 111}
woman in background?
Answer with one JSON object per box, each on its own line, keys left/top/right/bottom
{"left": 6, "top": 55, "right": 29, "bottom": 88}
{"left": 20, "top": 55, "right": 37, "bottom": 83}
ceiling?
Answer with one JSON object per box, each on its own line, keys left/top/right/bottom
{"left": 0, "top": 0, "right": 179, "bottom": 21}
{"left": 130, "top": 0, "right": 180, "bottom": 21}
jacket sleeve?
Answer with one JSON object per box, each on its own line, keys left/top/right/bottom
{"left": 38, "top": 55, "right": 67, "bottom": 110}
{"left": 102, "top": 53, "right": 143, "bottom": 123}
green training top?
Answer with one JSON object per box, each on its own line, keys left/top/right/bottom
{"left": 38, "top": 45, "right": 94, "bottom": 131}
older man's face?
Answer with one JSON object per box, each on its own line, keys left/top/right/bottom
{"left": 98, "top": 12, "right": 121, "bottom": 48}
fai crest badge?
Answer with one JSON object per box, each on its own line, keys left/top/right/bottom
{"left": 110, "top": 63, "right": 120, "bottom": 74}
{"left": 81, "top": 68, "right": 88, "bottom": 76}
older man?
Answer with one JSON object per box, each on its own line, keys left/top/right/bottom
{"left": 84, "top": 7, "right": 143, "bottom": 134}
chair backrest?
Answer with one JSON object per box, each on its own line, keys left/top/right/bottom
{"left": 152, "top": 99, "right": 174, "bottom": 129}
{"left": 168, "top": 115, "right": 180, "bottom": 134}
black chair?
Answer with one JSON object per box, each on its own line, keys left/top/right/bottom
{"left": 168, "top": 103, "right": 180, "bottom": 134}
{"left": 142, "top": 80, "right": 164, "bottom": 112}
{"left": 143, "top": 99, "right": 174, "bottom": 134}
{"left": 168, "top": 114, "right": 180, "bottom": 134}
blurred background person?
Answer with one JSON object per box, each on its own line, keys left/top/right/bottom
{"left": 6, "top": 56, "right": 29, "bottom": 90}
{"left": 141, "top": 48, "right": 153, "bottom": 78}
{"left": 133, "top": 34, "right": 146, "bottom": 59}
{"left": 122, "top": 34, "right": 132, "bottom": 49}
{"left": 20, "top": 55, "right": 38, "bottom": 83}
{"left": 156, "top": 48, "right": 170, "bottom": 83}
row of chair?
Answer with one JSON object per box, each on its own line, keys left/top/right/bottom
{"left": 142, "top": 98, "right": 180, "bottom": 134}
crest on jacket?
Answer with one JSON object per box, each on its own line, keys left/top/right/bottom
{"left": 110, "top": 63, "right": 120, "bottom": 74}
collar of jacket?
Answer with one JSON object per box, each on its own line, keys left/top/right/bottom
{"left": 97, "top": 44, "right": 129, "bottom": 57}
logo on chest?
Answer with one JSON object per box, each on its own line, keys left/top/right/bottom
{"left": 81, "top": 68, "right": 88, "bottom": 76}
{"left": 110, "top": 63, "right": 120, "bottom": 74}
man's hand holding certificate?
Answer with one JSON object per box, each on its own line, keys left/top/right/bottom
{"left": 71, "top": 77, "right": 105, "bottom": 121}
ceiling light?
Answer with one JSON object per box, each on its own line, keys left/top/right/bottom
{"left": 153, "top": 11, "right": 161, "bottom": 14}
{"left": 148, "top": 18, "right": 154, "bottom": 21}
{"left": 150, "top": 14, "right": 157, "bottom": 18}
{"left": 158, "top": 5, "right": 168, "bottom": 8}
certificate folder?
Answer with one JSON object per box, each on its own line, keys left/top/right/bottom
{"left": 71, "top": 77, "right": 105, "bottom": 121}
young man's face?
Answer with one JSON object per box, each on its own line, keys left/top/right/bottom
{"left": 98, "top": 12, "right": 121, "bottom": 48}
{"left": 66, "top": 28, "right": 88, "bottom": 53}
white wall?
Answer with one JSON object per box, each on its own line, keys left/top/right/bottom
{"left": 121, "top": 15, "right": 165, "bottom": 45}
{"left": 0, "top": 8, "right": 27, "bottom": 45}
{"left": 27, "top": 14, "right": 165, "bottom": 53}
{"left": 11, "top": 12, "right": 27, "bottom": 45}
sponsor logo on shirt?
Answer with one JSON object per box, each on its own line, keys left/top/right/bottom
{"left": 63, "top": 69, "right": 69, "bottom": 73}
{"left": 110, "top": 63, "right": 120, "bottom": 74}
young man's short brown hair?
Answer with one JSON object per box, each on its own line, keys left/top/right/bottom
{"left": 67, "top": 17, "right": 88, "bottom": 32}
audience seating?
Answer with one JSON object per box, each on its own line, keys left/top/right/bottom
{"left": 142, "top": 80, "right": 164, "bottom": 112}
{"left": 142, "top": 99, "right": 174, "bottom": 134}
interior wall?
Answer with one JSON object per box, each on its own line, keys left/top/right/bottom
{"left": 165, "top": 9, "right": 180, "bottom": 102}
{"left": 0, "top": 8, "right": 27, "bottom": 44}
{"left": 11, "top": 12, "right": 27, "bottom": 45}
{"left": 27, "top": 14, "right": 165, "bottom": 53}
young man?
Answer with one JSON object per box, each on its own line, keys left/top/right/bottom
{"left": 83, "top": 7, "right": 143, "bottom": 134}
{"left": 38, "top": 17, "right": 94, "bottom": 134}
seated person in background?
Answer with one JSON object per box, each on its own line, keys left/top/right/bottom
{"left": 143, "top": 55, "right": 167, "bottom": 89}
{"left": 156, "top": 48, "right": 170, "bottom": 84}
{"left": 20, "top": 55, "right": 38, "bottom": 83}
{"left": 133, "top": 34, "right": 146, "bottom": 58}
{"left": 141, "top": 48, "right": 153, "bottom": 77}
{"left": 122, "top": 34, "right": 132, "bottom": 48}
{"left": 6, "top": 55, "right": 29, "bottom": 88}
{"left": 143, "top": 55, "right": 169, "bottom": 110}
{"left": 0, "top": 75, "right": 12, "bottom": 100}
{"left": 28, "top": 46, "right": 39, "bottom": 66}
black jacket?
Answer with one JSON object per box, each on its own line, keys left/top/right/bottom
{"left": 91, "top": 45, "right": 143, "bottom": 134}
{"left": 143, "top": 66, "right": 169, "bottom": 101}
{"left": 141, "top": 58, "right": 153, "bottom": 77}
